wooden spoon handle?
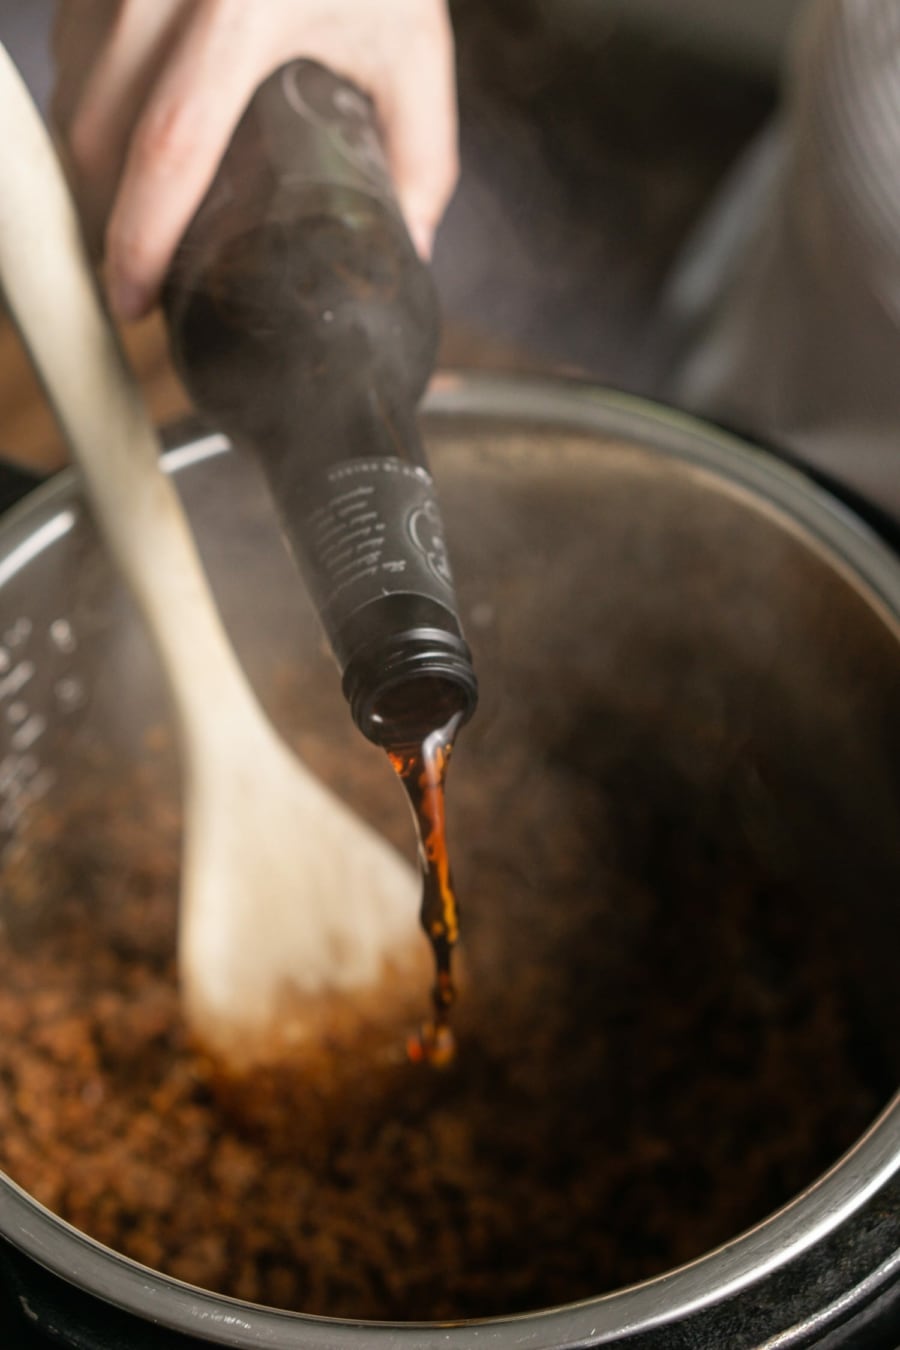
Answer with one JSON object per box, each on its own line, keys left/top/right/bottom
{"left": 0, "top": 42, "right": 257, "bottom": 747}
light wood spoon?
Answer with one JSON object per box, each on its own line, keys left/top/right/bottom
{"left": 0, "top": 43, "right": 421, "bottom": 1067}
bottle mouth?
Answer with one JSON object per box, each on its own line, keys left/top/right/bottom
{"left": 342, "top": 629, "right": 478, "bottom": 747}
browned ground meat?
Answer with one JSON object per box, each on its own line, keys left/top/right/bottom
{"left": 0, "top": 741, "right": 888, "bottom": 1323}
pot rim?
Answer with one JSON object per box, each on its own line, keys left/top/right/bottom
{"left": 1, "top": 371, "right": 899, "bottom": 1348}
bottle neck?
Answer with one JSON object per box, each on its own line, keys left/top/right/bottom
{"left": 241, "top": 392, "right": 477, "bottom": 745}
{"left": 343, "top": 632, "right": 478, "bottom": 748}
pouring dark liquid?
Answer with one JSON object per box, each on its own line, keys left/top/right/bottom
{"left": 375, "top": 678, "right": 468, "bottom": 1064}
{"left": 162, "top": 59, "right": 477, "bottom": 1048}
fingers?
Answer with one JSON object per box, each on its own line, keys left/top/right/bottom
{"left": 261, "top": 0, "right": 459, "bottom": 259}
{"left": 104, "top": 0, "right": 264, "bottom": 319}
{"left": 371, "top": 8, "right": 459, "bottom": 257}
{"left": 53, "top": 0, "right": 460, "bottom": 320}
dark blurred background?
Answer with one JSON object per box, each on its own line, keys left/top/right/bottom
{"left": 438, "top": 0, "right": 786, "bottom": 386}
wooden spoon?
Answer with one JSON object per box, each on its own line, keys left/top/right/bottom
{"left": 0, "top": 43, "right": 422, "bottom": 1067}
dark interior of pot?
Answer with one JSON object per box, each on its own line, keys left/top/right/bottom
{"left": 1, "top": 406, "right": 899, "bottom": 1322}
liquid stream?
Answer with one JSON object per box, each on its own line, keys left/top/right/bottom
{"left": 387, "top": 709, "right": 464, "bottom": 1067}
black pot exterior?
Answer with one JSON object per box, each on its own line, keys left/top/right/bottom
{"left": 0, "top": 457, "right": 44, "bottom": 515}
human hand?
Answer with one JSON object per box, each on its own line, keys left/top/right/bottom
{"left": 52, "top": 0, "right": 458, "bottom": 321}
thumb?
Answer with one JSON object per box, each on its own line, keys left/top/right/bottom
{"left": 374, "top": 34, "right": 459, "bottom": 257}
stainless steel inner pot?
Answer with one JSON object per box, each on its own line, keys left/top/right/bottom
{"left": 1, "top": 373, "right": 899, "bottom": 1348}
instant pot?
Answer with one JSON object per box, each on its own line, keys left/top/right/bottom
{"left": 0, "top": 374, "right": 899, "bottom": 1348}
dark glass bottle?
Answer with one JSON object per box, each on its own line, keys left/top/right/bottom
{"left": 162, "top": 60, "right": 477, "bottom": 746}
